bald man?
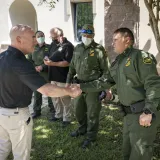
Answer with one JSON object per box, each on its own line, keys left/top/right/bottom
{"left": 0, "top": 24, "right": 81, "bottom": 160}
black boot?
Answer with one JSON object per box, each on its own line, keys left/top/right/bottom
{"left": 32, "top": 112, "right": 41, "bottom": 119}
{"left": 70, "top": 130, "right": 86, "bottom": 137}
{"left": 82, "top": 139, "right": 96, "bottom": 149}
{"left": 61, "top": 121, "right": 71, "bottom": 128}
{"left": 49, "top": 117, "right": 62, "bottom": 122}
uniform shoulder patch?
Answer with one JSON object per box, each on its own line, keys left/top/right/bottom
{"left": 45, "top": 47, "right": 49, "bottom": 51}
{"left": 141, "top": 51, "right": 152, "bottom": 64}
{"left": 143, "top": 57, "right": 152, "bottom": 64}
{"left": 96, "top": 45, "right": 108, "bottom": 57}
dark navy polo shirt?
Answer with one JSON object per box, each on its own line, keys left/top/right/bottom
{"left": 0, "top": 46, "right": 46, "bottom": 108}
{"left": 48, "top": 38, "right": 74, "bottom": 83}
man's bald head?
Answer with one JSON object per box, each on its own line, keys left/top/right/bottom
{"left": 10, "top": 24, "right": 36, "bottom": 54}
{"left": 50, "top": 27, "right": 56, "bottom": 33}
{"left": 10, "top": 24, "right": 33, "bottom": 42}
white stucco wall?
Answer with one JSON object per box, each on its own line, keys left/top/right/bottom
{"left": 139, "top": 0, "right": 159, "bottom": 56}
{"left": 9, "top": 0, "right": 37, "bottom": 30}
{"left": 0, "top": 0, "right": 11, "bottom": 46}
{"left": 32, "top": 0, "right": 104, "bottom": 45}
{"left": 31, "top": 0, "right": 75, "bottom": 44}
{"left": 0, "top": 0, "right": 104, "bottom": 49}
{"left": 93, "top": 0, "right": 104, "bottom": 46}
{"left": 0, "top": 0, "right": 74, "bottom": 47}
{"left": 0, "top": 0, "right": 38, "bottom": 48}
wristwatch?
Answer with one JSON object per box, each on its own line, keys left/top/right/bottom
{"left": 143, "top": 109, "right": 156, "bottom": 122}
{"left": 143, "top": 109, "right": 153, "bottom": 115}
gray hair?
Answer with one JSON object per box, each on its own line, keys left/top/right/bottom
{"left": 50, "top": 27, "right": 63, "bottom": 36}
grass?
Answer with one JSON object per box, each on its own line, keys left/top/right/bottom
{"left": 8, "top": 104, "right": 160, "bottom": 160}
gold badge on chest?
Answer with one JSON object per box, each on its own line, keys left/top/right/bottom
{"left": 125, "top": 57, "right": 131, "bottom": 67}
{"left": 45, "top": 47, "right": 48, "bottom": 52}
{"left": 89, "top": 49, "right": 95, "bottom": 56}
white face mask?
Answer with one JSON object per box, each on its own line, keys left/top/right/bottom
{"left": 37, "top": 37, "right": 45, "bottom": 44}
{"left": 82, "top": 36, "right": 92, "bottom": 46}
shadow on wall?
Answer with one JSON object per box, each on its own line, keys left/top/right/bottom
{"left": 9, "top": 0, "right": 37, "bottom": 31}
{"left": 0, "top": 0, "right": 38, "bottom": 53}
{"left": 142, "top": 39, "right": 160, "bottom": 74}
{"left": 142, "top": 39, "right": 151, "bottom": 52}
{"left": 99, "top": 40, "right": 103, "bottom": 45}
{"left": 64, "top": 0, "right": 70, "bottom": 22}
{"left": 104, "top": 0, "right": 139, "bottom": 62}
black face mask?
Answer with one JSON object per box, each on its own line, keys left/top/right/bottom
{"left": 52, "top": 38, "right": 59, "bottom": 44}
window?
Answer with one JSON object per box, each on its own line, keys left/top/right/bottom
{"left": 73, "top": 2, "right": 93, "bottom": 41}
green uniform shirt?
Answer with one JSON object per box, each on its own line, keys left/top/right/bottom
{"left": 66, "top": 40, "right": 110, "bottom": 89}
{"left": 27, "top": 44, "right": 50, "bottom": 81}
{"left": 81, "top": 47, "right": 160, "bottom": 112}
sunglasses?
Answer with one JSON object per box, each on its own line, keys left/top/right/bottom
{"left": 81, "top": 29, "right": 93, "bottom": 34}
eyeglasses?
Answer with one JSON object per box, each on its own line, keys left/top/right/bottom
{"left": 81, "top": 29, "right": 93, "bottom": 34}
{"left": 50, "top": 36, "right": 58, "bottom": 39}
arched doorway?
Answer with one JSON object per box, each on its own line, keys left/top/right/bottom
{"left": 9, "top": 0, "right": 37, "bottom": 31}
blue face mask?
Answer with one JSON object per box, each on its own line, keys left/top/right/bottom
{"left": 37, "top": 37, "right": 45, "bottom": 44}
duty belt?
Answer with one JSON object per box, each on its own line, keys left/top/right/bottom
{"left": 120, "top": 100, "right": 145, "bottom": 115}
{"left": 122, "top": 106, "right": 132, "bottom": 114}
{"left": 72, "top": 77, "right": 87, "bottom": 84}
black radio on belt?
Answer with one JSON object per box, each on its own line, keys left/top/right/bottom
{"left": 72, "top": 77, "right": 85, "bottom": 84}
{"left": 72, "top": 77, "right": 80, "bottom": 84}
{"left": 120, "top": 100, "right": 145, "bottom": 116}
{"left": 130, "top": 100, "right": 145, "bottom": 113}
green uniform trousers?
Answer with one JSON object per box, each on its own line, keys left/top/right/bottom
{"left": 73, "top": 92, "right": 102, "bottom": 141}
{"left": 33, "top": 91, "right": 55, "bottom": 114}
{"left": 123, "top": 112, "right": 159, "bottom": 160}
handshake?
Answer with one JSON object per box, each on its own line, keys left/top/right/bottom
{"left": 65, "top": 83, "right": 82, "bottom": 98}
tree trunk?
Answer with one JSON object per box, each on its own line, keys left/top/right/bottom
{"left": 144, "top": 0, "right": 160, "bottom": 53}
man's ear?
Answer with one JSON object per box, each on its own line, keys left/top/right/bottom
{"left": 16, "top": 36, "right": 21, "bottom": 44}
{"left": 125, "top": 37, "right": 130, "bottom": 45}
